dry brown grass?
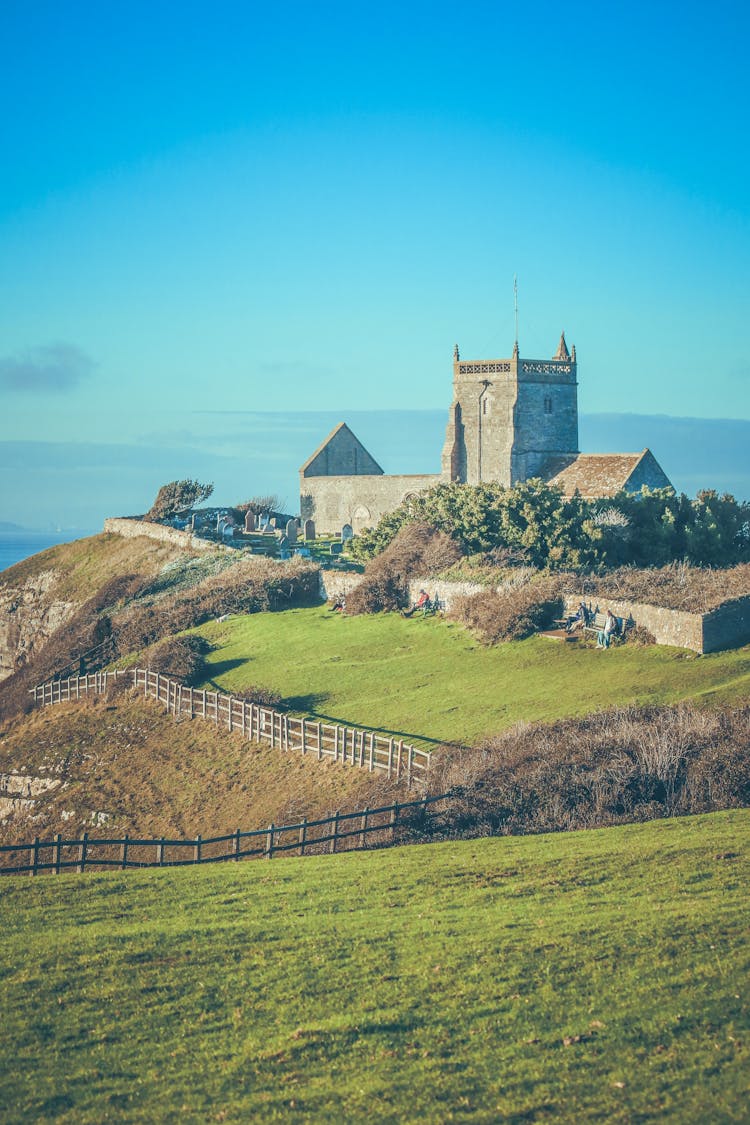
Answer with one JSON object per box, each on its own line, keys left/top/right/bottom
{"left": 0, "top": 692, "right": 408, "bottom": 847}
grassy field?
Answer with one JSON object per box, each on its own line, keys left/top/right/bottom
{"left": 195, "top": 606, "right": 750, "bottom": 746}
{"left": 0, "top": 810, "right": 746, "bottom": 1123}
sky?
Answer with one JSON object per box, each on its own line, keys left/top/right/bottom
{"left": 1, "top": 0, "right": 749, "bottom": 526}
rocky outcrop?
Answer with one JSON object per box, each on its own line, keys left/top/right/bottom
{"left": 0, "top": 571, "right": 77, "bottom": 682}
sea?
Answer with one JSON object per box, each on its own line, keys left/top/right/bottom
{"left": 0, "top": 531, "right": 99, "bottom": 574}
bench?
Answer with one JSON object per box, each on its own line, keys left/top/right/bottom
{"left": 583, "top": 612, "right": 632, "bottom": 643}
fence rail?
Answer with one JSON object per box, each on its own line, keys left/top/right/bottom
{"left": 0, "top": 795, "right": 449, "bottom": 876}
{"left": 29, "top": 669, "right": 431, "bottom": 786}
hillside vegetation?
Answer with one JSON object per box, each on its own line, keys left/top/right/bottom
{"left": 191, "top": 607, "right": 750, "bottom": 746}
{"left": 0, "top": 694, "right": 406, "bottom": 848}
{"left": 0, "top": 531, "right": 187, "bottom": 602}
{"left": 0, "top": 811, "right": 747, "bottom": 1123}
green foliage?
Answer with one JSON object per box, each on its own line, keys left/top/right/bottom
{"left": 146, "top": 479, "right": 214, "bottom": 522}
{"left": 349, "top": 481, "right": 750, "bottom": 571}
{"left": 0, "top": 813, "right": 747, "bottom": 1122}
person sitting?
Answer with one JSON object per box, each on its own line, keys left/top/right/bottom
{"left": 597, "top": 609, "right": 618, "bottom": 648}
{"left": 402, "top": 589, "right": 430, "bottom": 617}
{"left": 565, "top": 601, "right": 589, "bottom": 633}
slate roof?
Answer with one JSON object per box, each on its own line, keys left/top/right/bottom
{"left": 544, "top": 450, "right": 660, "bottom": 497}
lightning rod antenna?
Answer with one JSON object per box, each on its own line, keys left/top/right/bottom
{"left": 513, "top": 274, "right": 519, "bottom": 348}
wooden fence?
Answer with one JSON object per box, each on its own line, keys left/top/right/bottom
{"left": 29, "top": 668, "right": 431, "bottom": 786}
{"left": 0, "top": 795, "right": 449, "bottom": 876}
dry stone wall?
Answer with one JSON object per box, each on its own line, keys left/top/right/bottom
{"left": 103, "top": 517, "right": 216, "bottom": 552}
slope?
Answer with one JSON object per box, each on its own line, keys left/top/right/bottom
{"left": 0, "top": 811, "right": 747, "bottom": 1123}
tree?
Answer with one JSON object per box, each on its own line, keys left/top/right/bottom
{"left": 146, "top": 480, "right": 214, "bottom": 522}
{"left": 234, "top": 495, "right": 283, "bottom": 517}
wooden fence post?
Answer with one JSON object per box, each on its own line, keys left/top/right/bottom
{"left": 298, "top": 818, "right": 307, "bottom": 856}
{"left": 120, "top": 835, "right": 129, "bottom": 870}
{"left": 368, "top": 733, "right": 374, "bottom": 772}
{"left": 157, "top": 838, "right": 165, "bottom": 866}
{"left": 301, "top": 720, "right": 307, "bottom": 755}
{"left": 194, "top": 834, "right": 202, "bottom": 864}
{"left": 265, "top": 824, "right": 274, "bottom": 860}
{"left": 76, "top": 832, "right": 88, "bottom": 874}
{"left": 390, "top": 803, "right": 400, "bottom": 842}
{"left": 317, "top": 722, "right": 322, "bottom": 760}
{"left": 396, "top": 739, "right": 404, "bottom": 779}
{"left": 359, "top": 810, "right": 368, "bottom": 849}
{"left": 329, "top": 811, "right": 340, "bottom": 854}
{"left": 54, "top": 833, "right": 62, "bottom": 875}
{"left": 387, "top": 738, "right": 394, "bottom": 778}
{"left": 233, "top": 829, "right": 241, "bottom": 861}
{"left": 30, "top": 836, "right": 39, "bottom": 876}
{"left": 407, "top": 746, "right": 414, "bottom": 788}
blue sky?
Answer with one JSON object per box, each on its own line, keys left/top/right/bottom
{"left": 1, "top": 0, "right": 748, "bottom": 525}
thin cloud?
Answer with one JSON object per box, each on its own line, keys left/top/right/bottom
{"left": 0, "top": 343, "right": 95, "bottom": 392}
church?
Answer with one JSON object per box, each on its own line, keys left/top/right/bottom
{"left": 300, "top": 333, "right": 672, "bottom": 534}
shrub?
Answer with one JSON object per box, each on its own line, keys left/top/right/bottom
{"left": 346, "top": 523, "right": 462, "bottom": 615}
{"left": 450, "top": 575, "right": 565, "bottom": 643}
{"left": 146, "top": 479, "right": 214, "bottom": 522}
{"left": 115, "top": 558, "right": 321, "bottom": 653}
{"left": 146, "top": 636, "right": 211, "bottom": 685}
{"left": 426, "top": 703, "right": 750, "bottom": 838}
{"left": 233, "top": 685, "right": 284, "bottom": 710}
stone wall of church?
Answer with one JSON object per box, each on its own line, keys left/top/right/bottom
{"left": 511, "top": 373, "right": 578, "bottom": 482}
{"left": 300, "top": 474, "right": 442, "bottom": 534}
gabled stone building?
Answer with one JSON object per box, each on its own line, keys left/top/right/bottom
{"left": 300, "top": 334, "right": 672, "bottom": 533}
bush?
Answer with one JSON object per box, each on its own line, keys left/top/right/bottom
{"left": 346, "top": 522, "right": 462, "bottom": 615}
{"left": 450, "top": 575, "right": 565, "bottom": 643}
{"left": 233, "top": 685, "right": 284, "bottom": 710}
{"left": 426, "top": 703, "right": 750, "bottom": 838}
{"left": 146, "top": 479, "right": 213, "bottom": 522}
{"left": 145, "top": 636, "right": 211, "bottom": 685}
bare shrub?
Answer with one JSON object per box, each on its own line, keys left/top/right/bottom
{"left": 450, "top": 575, "right": 565, "bottom": 643}
{"left": 625, "top": 623, "right": 656, "bottom": 646}
{"left": 346, "top": 523, "right": 462, "bottom": 615}
{"left": 425, "top": 703, "right": 750, "bottom": 837}
{"left": 232, "top": 685, "right": 284, "bottom": 710}
{"left": 585, "top": 561, "right": 750, "bottom": 613}
{"left": 146, "top": 635, "right": 211, "bottom": 685}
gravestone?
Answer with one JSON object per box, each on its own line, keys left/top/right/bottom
{"left": 285, "top": 519, "right": 298, "bottom": 544}
{"left": 304, "top": 519, "right": 316, "bottom": 541}
{"left": 244, "top": 510, "right": 256, "bottom": 533}
{"left": 329, "top": 542, "right": 343, "bottom": 556}
{"left": 341, "top": 523, "right": 354, "bottom": 542}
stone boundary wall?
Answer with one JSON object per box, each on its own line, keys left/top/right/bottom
{"left": 311, "top": 570, "right": 750, "bottom": 655}
{"left": 408, "top": 577, "right": 484, "bottom": 611}
{"left": 702, "top": 596, "right": 750, "bottom": 654}
{"left": 563, "top": 594, "right": 704, "bottom": 652}
{"left": 319, "top": 571, "right": 364, "bottom": 603}
{"left": 103, "top": 517, "right": 216, "bottom": 552}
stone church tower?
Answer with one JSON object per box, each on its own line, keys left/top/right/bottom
{"left": 441, "top": 333, "right": 578, "bottom": 486}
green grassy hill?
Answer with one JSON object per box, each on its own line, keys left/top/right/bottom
{"left": 193, "top": 606, "right": 750, "bottom": 746}
{"left": 1, "top": 811, "right": 747, "bottom": 1123}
